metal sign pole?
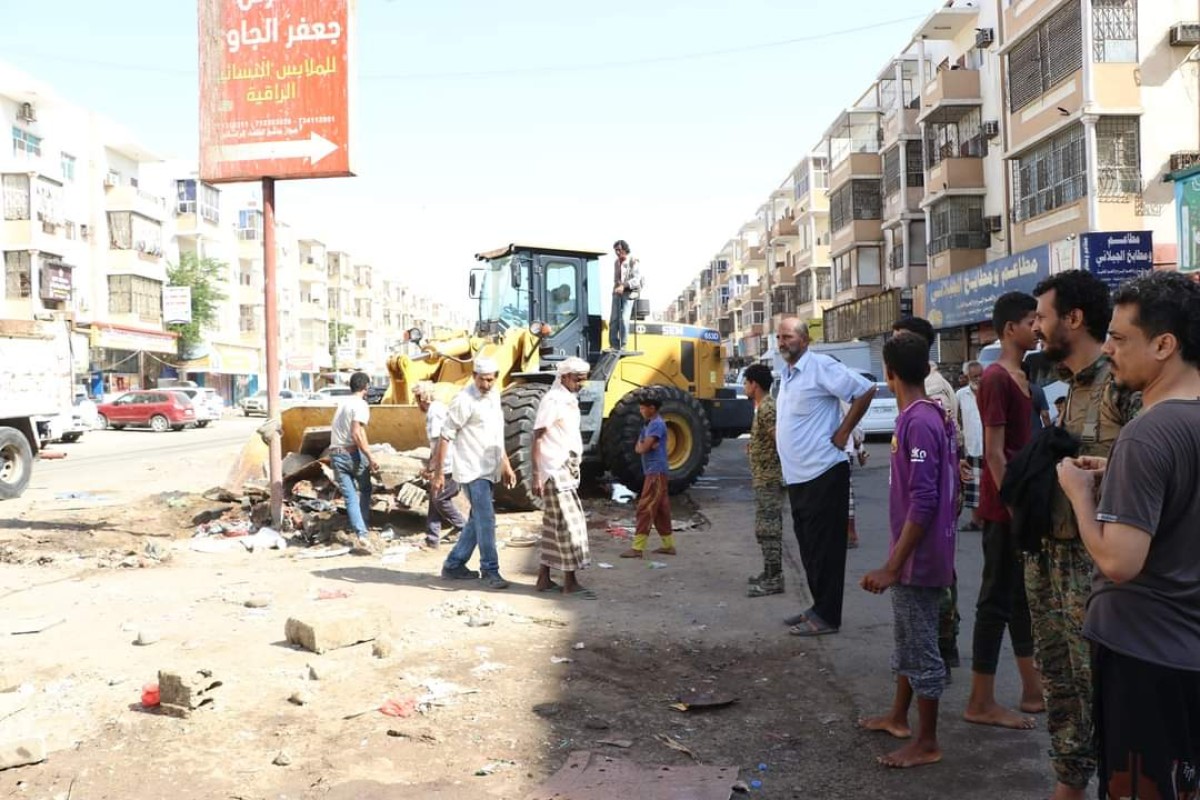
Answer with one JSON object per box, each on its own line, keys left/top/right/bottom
{"left": 262, "top": 177, "right": 283, "bottom": 527}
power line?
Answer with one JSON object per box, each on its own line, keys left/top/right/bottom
{"left": 0, "top": 14, "right": 925, "bottom": 82}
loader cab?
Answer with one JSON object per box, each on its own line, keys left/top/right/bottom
{"left": 471, "top": 244, "right": 607, "bottom": 367}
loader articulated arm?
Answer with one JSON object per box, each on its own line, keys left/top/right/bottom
{"left": 382, "top": 327, "right": 543, "bottom": 405}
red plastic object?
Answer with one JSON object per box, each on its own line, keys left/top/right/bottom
{"left": 379, "top": 697, "right": 417, "bottom": 718}
{"left": 142, "top": 682, "right": 160, "bottom": 707}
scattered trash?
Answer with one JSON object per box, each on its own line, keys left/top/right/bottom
{"left": 654, "top": 733, "right": 700, "bottom": 762}
{"left": 143, "top": 541, "right": 168, "bottom": 561}
{"left": 294, "top": 546, "right": 351, "bottom": 559}
{"left": 380, "top": 526, "right": 395, "bottom": 541}
{"left": 242, "top": 527, "right": 287, "bottom": 552}
{"left": 141, "top": 683, "right": 160, "bottom": 708}
{"left": 288, "top": 689, "right": 311, "bottom": 706}
{"left": 597, "top": 562, "right": 615, "bottom": 569}
{"left": 379, "top": 697, "right": 418, "bottom": 718}
{"left": 475, "top": 759, "right": 515, "bottom": 777}
{"left": 504, "top": 532, "right": 538, "bottom": 548}
{"left": 550, "top": 656, "right": 574, "bottom": 665}
{"left": 597, "top": 738, "right": 634, "bottom": 749}
{"left": 316, "top": 588, "right": 351, "bottom": 601}
{"left": 750, "top": 779, "right": 763, "bottom": 790}
{"left": 671, "top": 690, "right": 738, "bottom": 713}
{"left": 273, "top": 751, "right": 292, "bottom": 767}
{"left": 610, "top": 483, "right": 636, "bottom": 503}
{"left": 466, "top": 616, "right": 494, "bottom": 628}
{"left": 606, "top": 526, "right": 631, "bottom": 540}
{"left": 648, "top": 561, "right": 669, "bottom": 570}
{"left": 135, "top": 629, "right": 160, "bottom": 647}
{"left": 571, "top": 642, "right": 586, "bottom": 650}
{"left": 387, "top": 730, "right": 439, "bottom": 744}
{"left": 189, "top": 538, "right": 240, "bottom": 554}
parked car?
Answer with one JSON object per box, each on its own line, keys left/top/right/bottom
{"left": 96, "top": 391, "right": 196, "bottom": 432}
{"left": 861, "top": 382, "right": 899, "bottom": 438}
{"left": 173, "top": 387, "right": 224, "bottom": 428}
{"left": 239, "top": 389, "right": 299, "bottom": 416}
{"left": 55, "top": 392, "right": 98, "bottom": 443}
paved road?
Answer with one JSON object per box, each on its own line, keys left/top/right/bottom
{"left": 7, "top": 415, "right": 261, "bottom": 513}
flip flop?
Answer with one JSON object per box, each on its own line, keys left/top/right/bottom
{"left": 783, "top": 608, "right": 813, "bottom": 626}
{"left": 561, "top": 588, "right": 597, "bottom": 600}
{"left": 789, "top": 617, "right": 839, "bottom": 637}
{"left": 536, "top": 581, "right": 561, "bottom": 593}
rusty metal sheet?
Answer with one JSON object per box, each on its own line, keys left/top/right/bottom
{"left": 526, "top": 750, "right": 737, "bottom": 800}
{"left": 198, "top": 0, "right": 354, "bottom": 182}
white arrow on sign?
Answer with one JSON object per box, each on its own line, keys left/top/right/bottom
{"left": 215, "top": 132, "right": 338, "bottom": 165}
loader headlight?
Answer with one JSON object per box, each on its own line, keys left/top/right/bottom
{"left": 530, "top": 322, "right": 553, "bottom": 337}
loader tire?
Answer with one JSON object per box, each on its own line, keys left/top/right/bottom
{"left": 494, "top": 383, "right": 551, "bottom": 512}
{"left": 0, "top": 427, "right": 33, "bottom": 500}
{"left": 601, "top": 386, "right": 711, "bottom": 497}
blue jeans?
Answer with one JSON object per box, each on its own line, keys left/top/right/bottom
{"left": 331, "top": 451, "right": 372, "bottom": 537}
{"left": 609, "top": 292, "right": 628, "bottom": 350}
{"left": 443, "top": 478, "right": 498, "bottom": 574}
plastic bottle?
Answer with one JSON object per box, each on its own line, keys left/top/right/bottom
{"left": 141, "top": 682, "right": 160, "bottom": 707}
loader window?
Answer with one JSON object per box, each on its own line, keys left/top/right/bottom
{"left": 479, "top": 255, "right": 529, "bottom": 331}
{"left": 545, "top": 260, "right": 577, "bottom": 329}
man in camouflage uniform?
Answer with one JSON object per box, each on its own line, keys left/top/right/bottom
{"left": 743, "top": 364, "right": 784, "bottom": 597}
{"left": 1030, "top": 271, "right": 1139, "bottom": 800}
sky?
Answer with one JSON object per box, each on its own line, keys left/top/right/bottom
{"left": 1, "top": 0, "right": 941, "bottom": 317}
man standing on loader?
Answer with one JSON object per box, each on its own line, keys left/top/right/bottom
{"left": 609, "top": 239, "right": 642, "bottom": 351}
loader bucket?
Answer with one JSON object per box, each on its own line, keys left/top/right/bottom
{"left": 278, "top": 404, "right": 430, "bottom": 457}
{"left": 221, "top": 429, "right": 269, "bottom": 497}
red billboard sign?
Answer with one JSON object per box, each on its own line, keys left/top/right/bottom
{"left": 198, "top": 0, "right": 353, "bottom": 182}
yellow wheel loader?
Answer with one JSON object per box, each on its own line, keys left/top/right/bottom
{"left": 271, "top": 243, "right": 753, "bottom": 511}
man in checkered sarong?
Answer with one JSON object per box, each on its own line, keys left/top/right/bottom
{"left": 532, "top": 357, "right": 595, "bottom": 598}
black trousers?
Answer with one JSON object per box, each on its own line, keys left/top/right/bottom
{"left": 971, "top": 519, "right": 1034, "bottom": 674}
{"left": 787, "top": 460, "right": 850, "bottom": 629}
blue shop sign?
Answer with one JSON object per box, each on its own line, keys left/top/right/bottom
{"left": 1080, "top": 231, "right": 1152, "bottom": 291}
{"left": 925, "top": 245, "right": 1050, "bottom": 329}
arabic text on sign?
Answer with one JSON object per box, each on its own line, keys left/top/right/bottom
{"left": 225, "top": 16, "right": 342, "bottom": 54}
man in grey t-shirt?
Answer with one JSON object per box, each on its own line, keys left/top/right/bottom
{"left": 1057, "top": 272, "right": 1200, "bottom": 799}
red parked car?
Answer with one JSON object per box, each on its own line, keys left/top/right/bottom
{"left": 96, "top": 390, "right": 197, "bottom": 432}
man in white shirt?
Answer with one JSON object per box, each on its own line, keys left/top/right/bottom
{"left": 776, "top": 317, "right": 875, "bottom": 637}
{"left": 431, "top": 357, "right": 517, "bottom": 589}
{"left": 414, "top": 382, "right": 467, "bottom": 549}
{"left": 609, "top": 239, "right": 642, "bottom": 351}
{"left": 956, "top": 361, "right": 984, "bottom": 531}
{"left": 328, "top": 371, "right": 380, "bottom": 554}
{"left": 532, "top": 357, "right": 593, "bottom": 597}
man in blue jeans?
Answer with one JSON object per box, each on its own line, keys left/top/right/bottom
{"left": 608, "top": 239, "right": 642, "bottom": 351}
{"left": 430, "top": 357, "right": 517, "bottom": 589}
{"left": 328, "top": 371, "right": 381, "bottom": 555}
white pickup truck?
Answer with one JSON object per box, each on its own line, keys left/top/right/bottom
{"left": 0, "top": 317, "right": 74, "bottom": 499}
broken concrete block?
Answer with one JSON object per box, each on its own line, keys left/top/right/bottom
{"left": 0, "top": 737, "right": 45, "bottom": 771}
{"left": 284, "top": 607, "right": 390, "bottom": 654}
{"left": 158, "top": 669, "right": 222, "bottom": 718}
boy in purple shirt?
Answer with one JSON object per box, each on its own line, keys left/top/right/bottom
{"left": 860, "top": 331, "right": 958, "bottom": 769}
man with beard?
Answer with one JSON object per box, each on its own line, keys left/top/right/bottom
{"left": 1030, "top": 270, "right": 1139, "bottom": 800}
{"left": 776, "top": 317, "right": 875, "bottom": 636}
{"left": 1058, "top": 272, "right": 1200, "bottom": 800}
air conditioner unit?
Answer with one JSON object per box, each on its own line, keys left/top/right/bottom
{"left": 1170, "top": 22, "right": 1200, "bottom": 46}
{"left": 984, "top": 215, "right": 1004, "bottom": 233}
{"left": 18, "top": 102, "right": 36, "bottom": 122}
{"left": 975, "top": 28, "right": 996, "bottom": 49}
{"left": 1170, "top": 151, "right": 1200, "bottom": 172}
{"left": 982, "top": 120, "right": 1001, "bottom": 138}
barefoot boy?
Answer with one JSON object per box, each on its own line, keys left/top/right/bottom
{"left": 860, "top": 331, "right": 958, "bottom": 768}
{"left": 620, "top": 389, "right": 675, "bottom": 558}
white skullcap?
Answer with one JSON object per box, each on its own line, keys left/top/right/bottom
{"left": 473, "top": 356, "right": 500, "bottom": 375}
{"left": 412, "top": 381, "right": 435, "bottom": 401}
{"left": 556, "top": 357, "right": 591, "bottom": 376}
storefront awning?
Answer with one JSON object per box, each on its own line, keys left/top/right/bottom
{"left": 89, "top": 323, "right": 178, "bottom": 354}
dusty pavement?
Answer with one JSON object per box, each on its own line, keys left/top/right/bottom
{"left": 0, "top": 434, "right": 1057, "bottom": 799}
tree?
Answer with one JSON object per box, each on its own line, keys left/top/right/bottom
{"left": 166, "top": 252, "right": 229, "bottom": 359}
{"left": 328, "top": 322, "right": 353, "bottom": 357}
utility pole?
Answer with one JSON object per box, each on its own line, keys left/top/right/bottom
{"left": 763, "top": 201, "right": 775, "bottom": 354}
{"left": 263, "top": 178, "right": 283, "bottom": 528}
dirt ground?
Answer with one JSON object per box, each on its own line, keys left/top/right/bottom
{"left": 0, "top": 441, "right": 1054, "bottom": 799}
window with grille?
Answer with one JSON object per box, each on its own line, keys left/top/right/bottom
{"left": 905, "top": 145, "right": 925, "bottom": 188}
{"left": 882, "top": 147, "right": 901, "bottom": 196}
{"left": 830, "top": 180, "right": 882, "bottom": 231}
{"left": 1007, "top": 0, "right": 1082, "bottom": 112}
{"left": 925, "top": 108, "right": 986, "bottom": 168}
{"left": 4, "top": 251, "right": 31, "bottom": 299}
{"left": 1096, "top": 116, "right": 1141, "bottom": 198}
{"left": 1094, "top": 0, "right": 1136, "bottom": 62}
{"left": 930, "top": 197, "right": 987, "bottom": 254}
{"left": 11, "top": 127, "right": 40, "bottom": 159}
{"left": 798, "top": 270, "right": 813, "bottom": 305}
{"left": 239, "top": 304, "right": 256, "bottom": 332}
{"left": 2, "top": 174, "right": 30, "bottom": 220}
{"left": 816, "top": 268, "right": 833, "bottom": 300}
{"left": 1013, "top": 124, "right": 1087, "bottom": 221}
{"left": 108, "top": 275, "right": 163, "bottom": 321}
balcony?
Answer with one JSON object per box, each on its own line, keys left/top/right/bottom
{"left": 299, "top": 302, "right": 328, "bottom": 321}
{"left": 771, "top": 215, "right": 799, "bottom": 241}
{"left": 829, "top": 152, "right": 882, "bottom": 193}
{"left": 927, "top": 156, "right": 985, "bottom": 195}
{"left": 919, "top": 69, "right": 982, "bottom": 123}
{"left": 105, "top": 185, "right": 167, "bottom": 222}
{"left": 741, "top": 245, "right": 766, "bottom": 264}
{"left": 106, "top": 249, "right": 165, "bottom": 282}
{"left": 1, "top": 218, "right": 70, "bottom": 252}
{"left": 831, "top": 220, "right": 883, "bottom": 257}
{"left": 929, "top": 247, "right": 988, "bottom": 280}
{"left": 882, "top": 108, "right": 919, "bottom": 147}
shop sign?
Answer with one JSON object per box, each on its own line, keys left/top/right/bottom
{"left": 925, "top": 245, "right": 1050, "bottom": 329}
{"left": 1080, "top": 231, "right": 1153, "bottom": 291}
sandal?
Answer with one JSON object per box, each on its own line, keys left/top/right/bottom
{"left": 652, "top": 547, "right": 677, "bottom": 556}
{"left": 783, "top": 608, "right": 813, "bottom": 626}
{"left": 619, "top": 549, "right": 643, "bottom": 559}
{"left": 536, "top": 580, "right": 561, "bottom": 593}
{"left": 788, "top": 616, "right": 839, "bottom": 637}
